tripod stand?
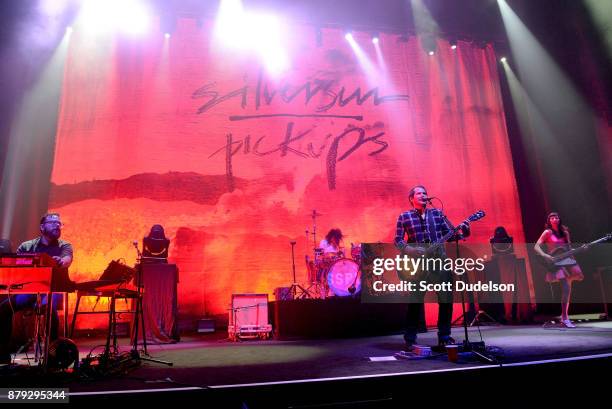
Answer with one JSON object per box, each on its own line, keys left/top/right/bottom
{"left": 469, "top": 309, "right": 500, "bottom": 327}
{"left": 288, "top": 241, "right": 311, "bottom": 299}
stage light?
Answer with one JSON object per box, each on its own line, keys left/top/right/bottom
{"left": 421, "top": 35, "right": 437, "bottom": 56}
{"left": 346, "top": 30, "right": 379, "bottom": 86}
{"left": 143, "top": 225, "right": 170, "bottom": 261}
{"left": 250, "top": 13, "right": 290, "bottom": 75}
{"left": 214, "top": 2, "right": 290, "bottom": 76}
{"left": 118, "top": 0, "right": 151, "bottom": 35}
{"left": 78, "top": 0, "right": 151, "bottom": 36}
{"left": 161, "top": 12, "right": 176, "bottom": 38}
{"left": 372, "top": 32, "right": 380, "bottom": 44}
{"left": 214, "top": 0, "right": 247, "bottom": 49}
{"left": 345, "top": 32, "right": 353, "bottom": 41}
{"left": 500, "top": 56, "right": 507, "bottom": 63}
{"left": 40, "top": 0, "right": 69, "bottom": 17}
{"left": 450, "top": 39, "right": 457, "bottom": 50}
{"left": 374, "top": 35, "right": 387, "bottom": 77}
{"left": 451, "top": 44, "right": 457, "bottom": 50}
{"left": 66, "top": 26, "right": 73, "bottom": 34}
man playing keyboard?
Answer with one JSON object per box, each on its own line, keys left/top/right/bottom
{"left": 0, "top": 213, "right": 73, "bottom": 364}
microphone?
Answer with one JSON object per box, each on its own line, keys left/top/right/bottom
{"left": 132, "top": 240, "right": 142, "bottom": 258}
{"left": 424, "top": 196, "right": 436, "bottom": 203}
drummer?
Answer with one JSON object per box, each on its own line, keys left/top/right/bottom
{"left": 319, "top": 228, "right": 345, "bottom": 259}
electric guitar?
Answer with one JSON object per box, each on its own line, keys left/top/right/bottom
{"left": 397, "top": 210, "right": 486, "bottom": 281}
{"left": 537, "top": 233, "right": 612, "bottom": 272}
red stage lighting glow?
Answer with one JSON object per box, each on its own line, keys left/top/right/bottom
{"left": 49, "top": 22, "right": 526, "bottom": 327}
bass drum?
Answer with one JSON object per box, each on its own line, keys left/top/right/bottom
{"left": 327, "top": 258, "right": 360, "bottom": 296}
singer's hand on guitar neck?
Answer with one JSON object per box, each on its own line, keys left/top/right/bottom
{"left": 458, "top": 221, "right": 470, "bottom": 230}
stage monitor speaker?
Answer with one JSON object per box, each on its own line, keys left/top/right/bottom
{"left": 197, "top": 318, "right": 215, "bottom": 333}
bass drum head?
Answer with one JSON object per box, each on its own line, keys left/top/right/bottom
{"left": 327, "top": 258, "right": 360, "bottom": 296}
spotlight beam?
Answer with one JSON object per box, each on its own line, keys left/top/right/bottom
{"left": 345, "top": 34, "right": 380, "bottom": 88}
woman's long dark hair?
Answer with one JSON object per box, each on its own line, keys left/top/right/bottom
{"left": 545, "top": 212, "right": 569, "bottom": 240}
{"left": 325, "top": 228, "right": 343, "bottom": 244}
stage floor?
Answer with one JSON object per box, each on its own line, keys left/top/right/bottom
{"left": 8, "top": 321, "right": 611, "bottom": 395}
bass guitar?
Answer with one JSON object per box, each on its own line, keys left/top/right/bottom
{"left": 537, "top": 233, "right": 611, "bottom": 272}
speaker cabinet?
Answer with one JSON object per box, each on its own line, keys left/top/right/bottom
{"left": 228, "top": 294, "right": 272, "bottom": 341}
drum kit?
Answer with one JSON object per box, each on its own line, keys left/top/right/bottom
{"left": 304, "top": 210, "right": 362, "bottom": 298}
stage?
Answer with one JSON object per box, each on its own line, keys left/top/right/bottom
{"left": 1, "top": 0, "right": 612, "bottom": 406}
{"left": 4, "top": 321, "right": 612, "bottom": 405}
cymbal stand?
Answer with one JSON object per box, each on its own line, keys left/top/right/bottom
{"left": 304, "top": 228, "right": 320, "bottom": 298}
{"left": 306, "top": 210, "right": 326, "bottom": 298}
{"left": 311, "top": 210, "right": 319, "bottom": 251}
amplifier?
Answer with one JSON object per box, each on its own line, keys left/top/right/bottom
{"left": 228, "top": 294, "right": 272, "bottom": 341}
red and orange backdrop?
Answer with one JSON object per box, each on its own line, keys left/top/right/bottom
{"left": 49, "top": 19, "right": 524, "bottom": 322}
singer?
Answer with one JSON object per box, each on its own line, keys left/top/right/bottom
{"left": 394, "top": 185, "right": 470, "bottom": 351}
{"left": 0, "top": 213, "right": 73, "bottom": 364}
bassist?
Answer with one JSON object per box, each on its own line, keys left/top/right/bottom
{"left": 534, "top": 212, "right": 584, "bottom": 328}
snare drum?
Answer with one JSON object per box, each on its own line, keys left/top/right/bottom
{"left": 314, "top": 247, "right": 324, "bottom": 259}
{"left": 327, "top": 258, "right": 360, "bottom": 296}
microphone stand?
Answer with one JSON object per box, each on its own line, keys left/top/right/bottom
{"left": 450, "top": 228, "right": 496, "bottom": 364}
{"left": 288, "top": 241, "right": 311, "bottom": 299}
